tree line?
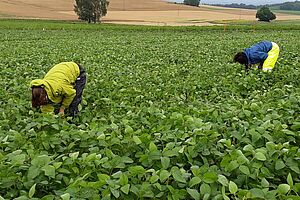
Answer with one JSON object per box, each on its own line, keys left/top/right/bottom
{"left": 279, "top": 1, "right": 300, "bottom": 11}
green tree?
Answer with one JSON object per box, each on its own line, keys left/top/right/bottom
{"left": 256, "top": 6, "right": 276, "bottom": 22}
{"left": 74, "top": 0, "right": 109, "bottom": 23}
{"left": 183, "top": 0, "right": 200, "bottom": 7}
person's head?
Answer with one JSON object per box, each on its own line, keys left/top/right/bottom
{"left": 31, "top": 86, "right": 48, "bottom": 108}
{"left": 234, "top": 52, "right": 248, "bottom": 65}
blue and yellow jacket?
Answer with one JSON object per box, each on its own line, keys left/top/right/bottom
{"left": 244, "top": 41, "right": 273, "bottom": 65}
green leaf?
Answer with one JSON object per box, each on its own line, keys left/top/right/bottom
{"left": 60, "top": 193, "right": 70, "bottom": 200}
{"left": 171, "top": 167, "right": 186, "bottom": 183}
{"left": 282, "top": 129, "right": 296, "bottom": 136}
{"left": 286, "top": 159, "right": 300, "bottom": 174}
{"left": 129, "top": 166, "right": 145, "bottom": 176}
{"left": 217, "top": 174, "right": 228, "bottom": 186}
{"left": 243, "top": 144, "right": 254, "bottom": 152}
{"left": 125, "top": 125, "right": 133, "bottom": 134}
{"left": 291, "top": 122, "right": 300, "bottom": 131}
{"left": 229, "top": 181, "right": 238, "bottom": 194}
{"left": 112, "top": 171, "right": 122, "bottom": 179}
{"left": 239, "top": 165, "right": 250, "bottom": 175}
{"left": 261, "top": 178, "right": 269, "bottom": 188}
{"left": 187, "top": 188, "right": 200, "bottom": 200}
{"left": 160, "top": 170, "right": 171, "bottom": 182}
{"left": 203, "top": 193, "right": 210, "bottom": 200}
{"left": 13, "top": 196, "right": 28, "bottom": 200}
{"left": 28, "top": 165, "right": 40, "bottom": 179}
{"left": 149, "top": 142, "right": 157, "bottom": 151}
{"left": 51, "top": 124, "right": 59, "bottom": 130}
{"left": 42, "top": 165, "right": 55, "bottom": 178}
{"left": 227, "top": 160, "right": 239, "bottom": 172}
{"left": 189, "top": 177, "right": 202, "bottom": 187}
{"left": 29, "top": 183, "right": 36, "bottom": 198}
{"left": 161, "top": 157, "right": 170, "bottom": 169}
{"left": 69, "top": 152, "right": 79, "bottom": 159}
{"left": 40, "top": 195, "right": 55, "bottom": 200}
{"left": 255, "top": 152, "right": 266, "bottom": 161}
{"left": 31, "top": 155, "right": 51, "bottom": 167}
{"left": 11, "top": 154, "right": 26, "bottom": 166}
{"left": 53, "top": 162, "right": 62, "bottom": 169}
{"left": 287, "top": 173, "right": 293, "bottom": 187}
{"left": 275, "top": 159, "right": 285, "bottom": 170}
{"left": 277, "top": 184, "right": 290, "bottom": 194}
{"left": 119, "top": 174, "right": 128, "bottom": 186}
{"left": 294, "top": 183, "right": 300, "bottom": 193}
{"left": 203, "top": 172, "right": 217, "bottom": 183}
{"left": 223, "top": 195, "right": 230, "bottom": 200}
{"left": 250, "top": 188, "right": 265, "bottom": 198}
{"left": 133, "top": 136, "right": 142, "bottom": 145}
{"left": 110, "top": 188, "right": 120, "bottom": 198}
{"left": 237, "top": 154, "right": 249, "bottom": 164}
{"left": 97, "top": 173, "right": 110, "bottom": 182}
{"left": 249, "top": 129, "right": 261, "bottom": 143}
{"left": 222, "top": 186, "right": 229, "bottom": 200}
{"left": 200, "top": 183, "right": 211, "bottom": 195}
{"left": 150, "top": 174, "right": 159, "bottom": 184}
{"left": 121, "top": 184, "right": 130, "bottom": 194}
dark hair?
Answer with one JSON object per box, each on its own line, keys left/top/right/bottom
{"left": 32, "top": 87, "right": 48, "bottom": 108}
{"left": 234, "top": 52, "right": 248, "bottom": 65}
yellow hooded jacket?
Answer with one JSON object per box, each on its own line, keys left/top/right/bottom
{"left": 30, "top": 62, "right": 80, "bottom": 113}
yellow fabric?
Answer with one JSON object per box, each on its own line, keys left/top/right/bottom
{"left": 30, "top": 62, "right": 80, "bottom": 113}
{"left": 262, "top": 42, "right": 279, "bottom": 71}
{"left": 40, "top": 104, "right": 55, "bottom": 113}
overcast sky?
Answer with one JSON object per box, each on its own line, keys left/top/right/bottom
{"left": 169, "top": 0, "right": 292, "bottom": 5}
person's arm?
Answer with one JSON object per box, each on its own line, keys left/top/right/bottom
{"left": 61, "top": 85, "right": 76, "bottom": 110}
{"left": 40, "top": 104, "right": 54, "bottom": 114}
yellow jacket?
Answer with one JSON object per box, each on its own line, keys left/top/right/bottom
{"left": 30, "top": 62, "right": 80, "bottom": 113}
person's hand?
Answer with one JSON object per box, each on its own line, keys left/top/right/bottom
{"left": 258, "top": 62, "right": 263, "bottom": 70}
{"left": 59, "top": 108, "right": 65, "bottom": 116}
{"left": 245, "top": 64, "right": 250, "bottom": 72}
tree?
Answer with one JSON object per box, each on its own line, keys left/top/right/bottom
{"left": 74, "top": 0, "right": 109, "bottom": 23}
{"left": 256, "top": 6, "right": 276, "bottom": 22}
{"left": 183, "top": 0, "right": 200, "bottom": 7}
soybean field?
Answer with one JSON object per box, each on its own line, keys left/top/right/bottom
{"left": 0, "top": 20, "right": 300, "bottom": 200}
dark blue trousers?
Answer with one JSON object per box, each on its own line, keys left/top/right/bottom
{"left": 68, "top": 64, "right": 86, "bottom": 117}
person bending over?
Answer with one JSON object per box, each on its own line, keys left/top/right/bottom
{"left": 234, "top": 41, "right": 280, "bottom": 72}
{"left": 31, "top": 62, "right": 86, "bottom": 117}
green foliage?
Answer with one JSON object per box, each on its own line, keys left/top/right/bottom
{"left": 0, "top": 20, "right": 300, "bottom": 199}
{"left": 183, "top": 0, "right": 200, "bottom": 7}
{"left": 74, "top": 0, "right": 109, "bottom": 23}
{"left": 256, "top": 6, "right": 277, "bottom": 22}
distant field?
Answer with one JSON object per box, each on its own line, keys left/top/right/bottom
{"left": 1, "top": 0, "right": 300, "bottom": 25}
{"left": 271, "top": 9, "right": 300, "bottom": 16}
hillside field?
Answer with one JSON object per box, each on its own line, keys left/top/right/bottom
{"left": 0, "top": 20, "right": 300, "bottom": 199}
{"left": 1, "top": 0, "right": 300, "bottom": 25}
